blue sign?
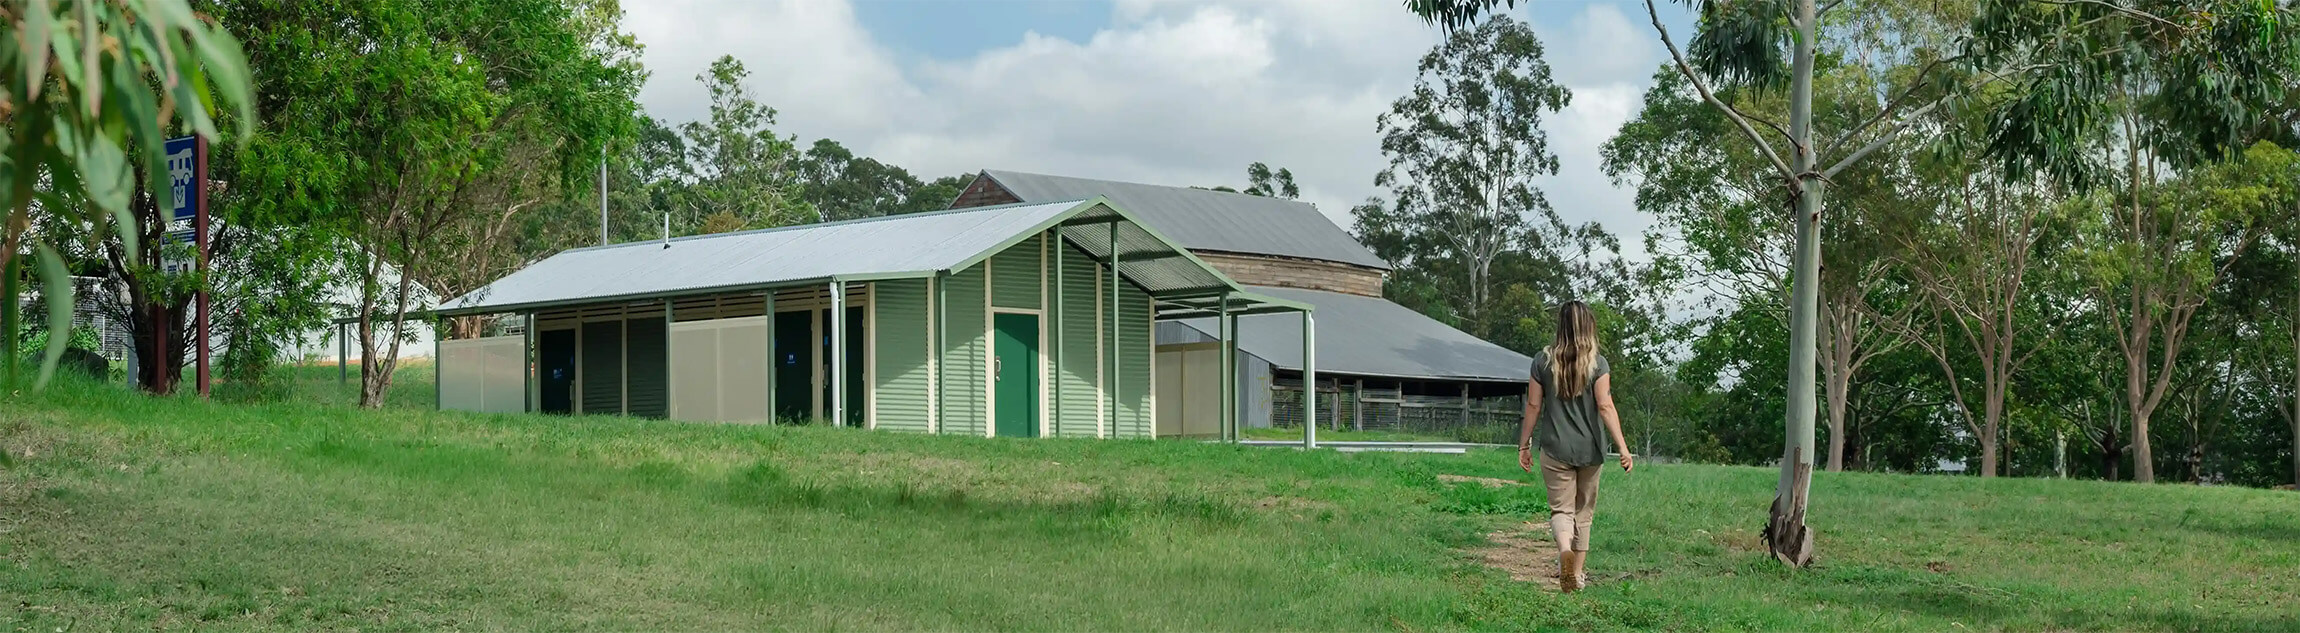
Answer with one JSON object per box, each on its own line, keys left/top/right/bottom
{"left": 165, "top": 136, "right": 199, "bottom": 221}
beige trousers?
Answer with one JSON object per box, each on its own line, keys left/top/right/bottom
{"left": 1540, "top": 451, "right": 1602, "bottom": 551}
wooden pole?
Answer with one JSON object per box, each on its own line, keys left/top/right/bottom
{"left": 1354, "top": 378, "right": 1365, "bottom": 432}
{"left": 1460, "top": 383, "right": 1471, "bottom": 429}
{"left": 195, "top": 135, "right": 210, "bottom": 398}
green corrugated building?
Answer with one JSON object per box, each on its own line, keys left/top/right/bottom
{"left": 432, "top": 198, "right": 1313, "bottom": 440}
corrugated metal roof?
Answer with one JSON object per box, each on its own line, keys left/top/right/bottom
{"left": 981, "top": 170, "right": 1392, "bottom": 271}
{"left": 1176, "top": 286, "right": 1531, "bottom": 383}
{"left": 441, "top": 199, "right": 1259, "bottom": 315}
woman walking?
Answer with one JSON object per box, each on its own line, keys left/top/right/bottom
{"left": 1518, "top": 301, "right": 1634, "bottom": 593}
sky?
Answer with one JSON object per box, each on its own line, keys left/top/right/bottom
{"left": 621, "top": 0, "right": 1698, "bottom": 256}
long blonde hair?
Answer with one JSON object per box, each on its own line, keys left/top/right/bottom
{"left": 1546, "top": 301, "right": 1600, "bottom": 398}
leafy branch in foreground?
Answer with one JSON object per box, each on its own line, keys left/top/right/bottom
{"left": 1, "top": 0, "right": 254, "bottom": 387}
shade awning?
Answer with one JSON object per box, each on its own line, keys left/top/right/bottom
{"left": 1172, "top": 286, "right": 1529, "bottom": 383}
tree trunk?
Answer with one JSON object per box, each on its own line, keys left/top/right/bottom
{"left": 356, "top": 244, "right": 386, "bottom": 408}
{"left": 363, "top": 248, "right": 422, "bottom": 408}
{"left": 1764, "top": 0, "right": 1821, "bottom": 567}
{"left": 1979, "top": 428, "right": 1998, "bottom": 477}
{"left": 1980, "top": 382, "right": 2005, "bottom": 477}
{"left": 2132, "top": 408, "right": 2155, "bottom": 483}
{"left": 2288, "top": 295, "right": 2298, "bottom": 488}
{"left": 2122, "top": 125, "right": 2158, "bottom": 485}
{"left": 1825, "top": 361, "right": 1849, "bottom": 472}
{"left": 448, "top": 316, "right": 486, "bottom": 340}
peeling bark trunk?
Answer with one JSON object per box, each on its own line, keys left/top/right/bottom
{"left": 1764, "top": 0, "right": 1822, "bottom": 568}
{"left": 356, "top": 242, "right": 387, "bottom": 408}
{"left": 1824, "top": 354, "right": 1851, "bottom": 472}
{"left": 1981, "top": 379, "right": 2006, "bottom": 478}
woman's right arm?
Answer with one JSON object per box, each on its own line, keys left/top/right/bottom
{"left": 1518, "top": 377, "right": 1543, "bottom": 472}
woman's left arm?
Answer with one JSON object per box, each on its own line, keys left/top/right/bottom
{"left": 1593, "top": 374, "right": 1633, "bottom": 472}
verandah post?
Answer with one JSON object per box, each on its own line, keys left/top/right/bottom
{"left": 830, "top": 280, "right": 846, "bottom": 427}
{"left": 1302, "top": 310, "right": 1316, "bottom": 450}
{"left": 1218, "top": 293, "right": 1232, "bottom": 443}
{"left": 1109, "top": 222, "right": 1119, "bottom": 437}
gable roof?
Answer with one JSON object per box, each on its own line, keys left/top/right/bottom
{"left": 974, "top": 170, "right": 1392, "bottom": 271}
{"left": 1176, "top": 285, "right": 1531, "bottom": 383}
{"left": 439, "top": 198, "right": 1306, "bottom": 316}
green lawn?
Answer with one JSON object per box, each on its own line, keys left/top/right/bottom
{"left": 2, "top": 375, "right": 2295, "bottom": 631}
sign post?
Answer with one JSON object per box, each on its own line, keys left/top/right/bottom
{"left": 165, "top": 135, "right": 211, "bottom": 397}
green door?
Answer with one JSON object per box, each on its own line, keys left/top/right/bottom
{"left": 994, "top": 313, "right": 1039, "bottom": 438}
{"left": 843, "top": 306, "right": 866, "bottom": 427}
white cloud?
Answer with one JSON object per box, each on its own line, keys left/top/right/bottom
{"left": 625, "top": 0, "right": 917, "bottom": 137}
{"left": 623, "top": 0, "right": 1664, "bottom": 251}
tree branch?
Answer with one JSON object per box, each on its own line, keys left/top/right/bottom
{"left": 1823, "top": 56, "right": 1954, "bottom": 158}
{"left": 1644, "top": 0, "right": 1795, "bottom": 179}
{"left": 2030, "top": 0, "right": 2187, "bottom": 31}
{"left": 1819, "top": 96, "right": 1951, "bottom": 179}
{"left": 1820, "top": 63, "right": 2053, "bottom": 180}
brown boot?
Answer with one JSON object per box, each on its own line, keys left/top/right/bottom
{"left": 1558, "top": 551, "right": 1582, "bottom": 593}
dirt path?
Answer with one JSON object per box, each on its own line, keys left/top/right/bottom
{"left": 1470, "top": 521, "right": 1562, "bottom": 591}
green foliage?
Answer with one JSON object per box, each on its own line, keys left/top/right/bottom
{"left": 791, "top": 139, "right": 969, "bottom": 220}
{"left": 1242, "top": 162, "right": 1300, "bottom": 199}
{"left": 1361, "top": 14, "right": 1635, "bottom": 351}
{"left": 1687, "top": 0, "right": 1796, "bottom": 91}
{"left": 1966, "top": 0, "right": 2300, "bottom": 186}
{"left": 677, "top": 56, "right": 812, "bottom": 231}
{"left": 18, "top": 326, "right": 99, "bottom": 358}
{"left": 1199, "top": 162, "right": 1304, "bottom": 199}
{"left": 0, "top": 0, "right": 254, "bottom": 388}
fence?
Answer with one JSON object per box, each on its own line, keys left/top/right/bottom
{"left": 16, "top": 276, "right": 135, "bottom": 363}
{"left": 1270, "top": 377, "right": 1523, "bottom": 441}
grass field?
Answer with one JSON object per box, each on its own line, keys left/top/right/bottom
{"left": 3, "top": 373, "right": 2296, "bottom": 631}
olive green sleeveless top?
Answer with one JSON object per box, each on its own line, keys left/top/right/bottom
{"left": 1531, "top": 350, "right": 1611, "bottom": 467}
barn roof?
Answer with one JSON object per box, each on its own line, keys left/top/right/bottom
{"left": 974, "top": 170, "right": 1392, "bottom": 271}
{"left": 439, "top": 198, "right": 1309, "bottom": 317}
{"left": 1174, "top": 285, "right": 1532, "bottom": 384}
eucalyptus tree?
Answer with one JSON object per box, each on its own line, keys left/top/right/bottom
{"left": 796, "top": 139, "right": 922, "bottom": 221}
{"left": 0, "top": 0, "right": 252, "bottom": 387}
{"left": 1243, "top": 162, "right": 1301, "bottom": 199}
{"left": 226, "top": 0, "right": 640, "bottom": 407}
{"left": 2080, "top": 140, "right": 2293, "bottom": 481}
{"left": 1603, "top": 64, "right": 1919, "bottom": 474}
{"left": 1412, "top": 0, "right": 2295, "bottom": 562}
{"left": 1367, "top": 15, "right": 1582, "bottom": 341}
{"left": 1889, "top": 162, "right": 2060, "bottom": 478}
{"left": 681, "top": 56, "right": 811, "bottom": 233}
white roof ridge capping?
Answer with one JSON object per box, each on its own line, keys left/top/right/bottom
{"left": 438, "top": 197, "right": 1310, "bottom": 317}
{"left": 977, "top": 169, "right": 1393, "bottom": 271}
